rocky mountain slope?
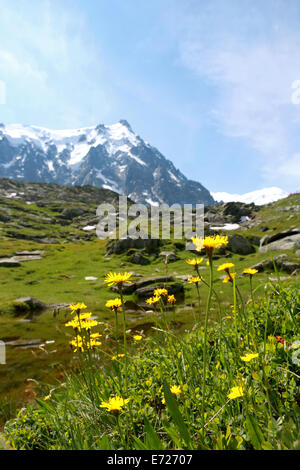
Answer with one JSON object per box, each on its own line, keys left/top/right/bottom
{"left": 0, "top": 121, "right": 214, "bottom": 206}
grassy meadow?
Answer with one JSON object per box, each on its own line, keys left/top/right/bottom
{"left": 0, "top": 193, "right": 299, "bottom": 450}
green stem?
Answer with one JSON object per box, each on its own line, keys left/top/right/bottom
{"left": 201, "top": 254, "right": 213, "bottom": 430}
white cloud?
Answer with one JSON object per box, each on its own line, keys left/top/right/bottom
{"left": 174, "top": 3, "right": 300, "bottom": 188}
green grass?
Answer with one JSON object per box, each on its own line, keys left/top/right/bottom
{"left": 2, "top": 274, "right": 299, "bottom": 450}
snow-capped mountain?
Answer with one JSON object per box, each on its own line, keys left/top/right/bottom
{"left": 212, "top": 187, "right": 288, "bottom": 205}
{"left": 0, "top": 120, "right": 214, "bottom": 206}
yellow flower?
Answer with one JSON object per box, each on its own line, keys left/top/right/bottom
{"left": 186, "top": 258, "right": 203, "bottom": 266}
{"left": 133, "top": 335, "right": 143, "bottom": 341}
{"left": 240, "top": 353, "right": 259, "bottom": 362}
{"left": 170, "top": 385, "right": 182, "bottom": 395}
{"left": 192, "top": 235, "right": 228, "bottom": 254}
{"left": 188, "top": 275, "right": 203, "bottom": 284}
{"left": 243, "top": 268, "right": 259, "bottom": 276}
{"left": 217, "top": 262, "right": 235, "bottom": 272}
{"left": 111, "top": 353, "right": 125, "bottom": 360}
{"left": 69, "top": 302, "right": 87, "bottom": 313}
{"left": 153, "top": 288, "right": 168, "bottom": 297}
{"left": 104, "top": 272, "right": 133, "bottom": 287}
{"left": 69, "top": 334, "right": 101, "bottom": 352}
{"left": 227, "top": 385, "right": 244, "bottom": 400}
{"left": 146, "top": 296, "right": 161, "bottom": 305}
{"left": 100, "top": 395, "right": 130, "bottom": 413}
{"left": 167, "top": 294, "right": 176, "bottom": 304}
{"left": 223, "top": 272, "right": 236, "bottom": 283}
{"left": 105, "top": 298, "right": 122, "bottom": 310}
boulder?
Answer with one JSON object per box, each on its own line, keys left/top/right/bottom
{"left": 61, "top": 208, "right": 86, "bottom": 219}
{"left": 106, "top": 237, "right": 162, "bottom": 255}
{"left": 227, "top": 235, "right": 255, "bottom": 255}
{"left": 13, "top": 297, "right": 49, "bottom": 313}
{"left": 259, "top": 233, "right": 300, "bottom": 253}
{"left": 128, "top": 252, "right": 150, "bottom": 265}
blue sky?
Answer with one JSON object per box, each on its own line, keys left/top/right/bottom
{"left": 0, "top": 0, "right": 300, "bottom": 193}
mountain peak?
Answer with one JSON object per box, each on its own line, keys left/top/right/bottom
{"left": 118, "top": 119, "right": 133, "bottom": 132}
{"left": 0, "top": 121, "right": 215, "bottom": 206}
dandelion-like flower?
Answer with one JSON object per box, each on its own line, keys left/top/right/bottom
{"left": 133, "top": 335, "right": 143, "bottom": 342}
{"left": 243, "top": 268, "right": 259, "bottom": 276}
{"left": 191, "top": 235, "right": 228, "bottom": 255}
{"left": 186, "top": 258, "right": 203, "bottom": 266}
{"left": 188, "top": 275, "right": 203, "bottom": 284}
{"left": 217, "top": 262, "right": 235, "bottom": 272}
{"left": 240, "top": 353, "right": 259, "bottom": 362}
{"left": 111, "top": 353, "right": 125, "bottom": 360}
{"left": 153, "top": 288, "right": 168, "bottom": 297}
{"left": 167, "top": 294, "right": 176, "bottom": 304}
{"left": 104, "top": 272, "right": 133, "bottom": 287}
{"left": 100, "top": 395, "right": 130, "bottom": 413}
{"left": 146, "top": 296, "right": 161, "bottom": 305}
{"left": 105, "top": 298, "right": 122, "bottom": 310}
{"left": 170, "top": 385, "right": 182, "bottom": 395}
{"left": 227, "top": 385, "right": 244, "bottom": 400}
{"left": 69, "top": 302, "right": 87, "bottom": 313}
{"left": 223, "top": 272, "right": 236, "bottom": 283}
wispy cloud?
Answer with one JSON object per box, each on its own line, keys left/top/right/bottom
{"left": 172, "top": 0, "right": 300, "bottom": 188}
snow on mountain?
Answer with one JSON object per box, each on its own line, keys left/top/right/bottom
{"left": 212, "top": 187, "right": 288, "bottom": 205}
{"left": 0, "top": 120, "right": 215, "bottom": 206}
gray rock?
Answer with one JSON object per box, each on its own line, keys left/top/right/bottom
{"left": 61, "top": 208, "right": 86, "bottom": 219}
{"left": 259, "top": 233, "right": 300, "bottom": 253}
{"left": 14, "top": 297, "right": 49, "bottom": 312}
{"left": 0, "top": 258, "right": 21, "bottom": 267}
{"left": 106, "top": 237, "right": 162, "bottom": 255}
{"left": 260, "top": 227, "right": 300, "bottom": 247}
{"left": 227, "top": 235, "right": 255, "bottom": 255}
{"left": 128, "top": 252, "right": 150, "bottom": 265}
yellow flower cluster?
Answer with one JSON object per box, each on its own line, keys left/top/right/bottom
{"left": 146, "top": 287, "right": 176, "bottom": 305}
{"left": 67, "top": 304, "right": 101, "bottom": 353}
{"left": 69, "top": 333, "right": 102, "bottom": 353}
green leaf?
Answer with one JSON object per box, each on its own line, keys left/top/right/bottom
{"left": 245, "top": 414, "right": 265, "bottom": 450}
{"left": 132, "top": 436, "right": 149, "bottom": 450}
{"left": 163, "top": 381, "right": 193, "bottom": 449}
{"left": 144, "top": 416, "right": 164, "bottom": 450}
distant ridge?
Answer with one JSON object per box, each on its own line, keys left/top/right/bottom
{"left": 212, "top": 187, "right": 288, "bottom": 205}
